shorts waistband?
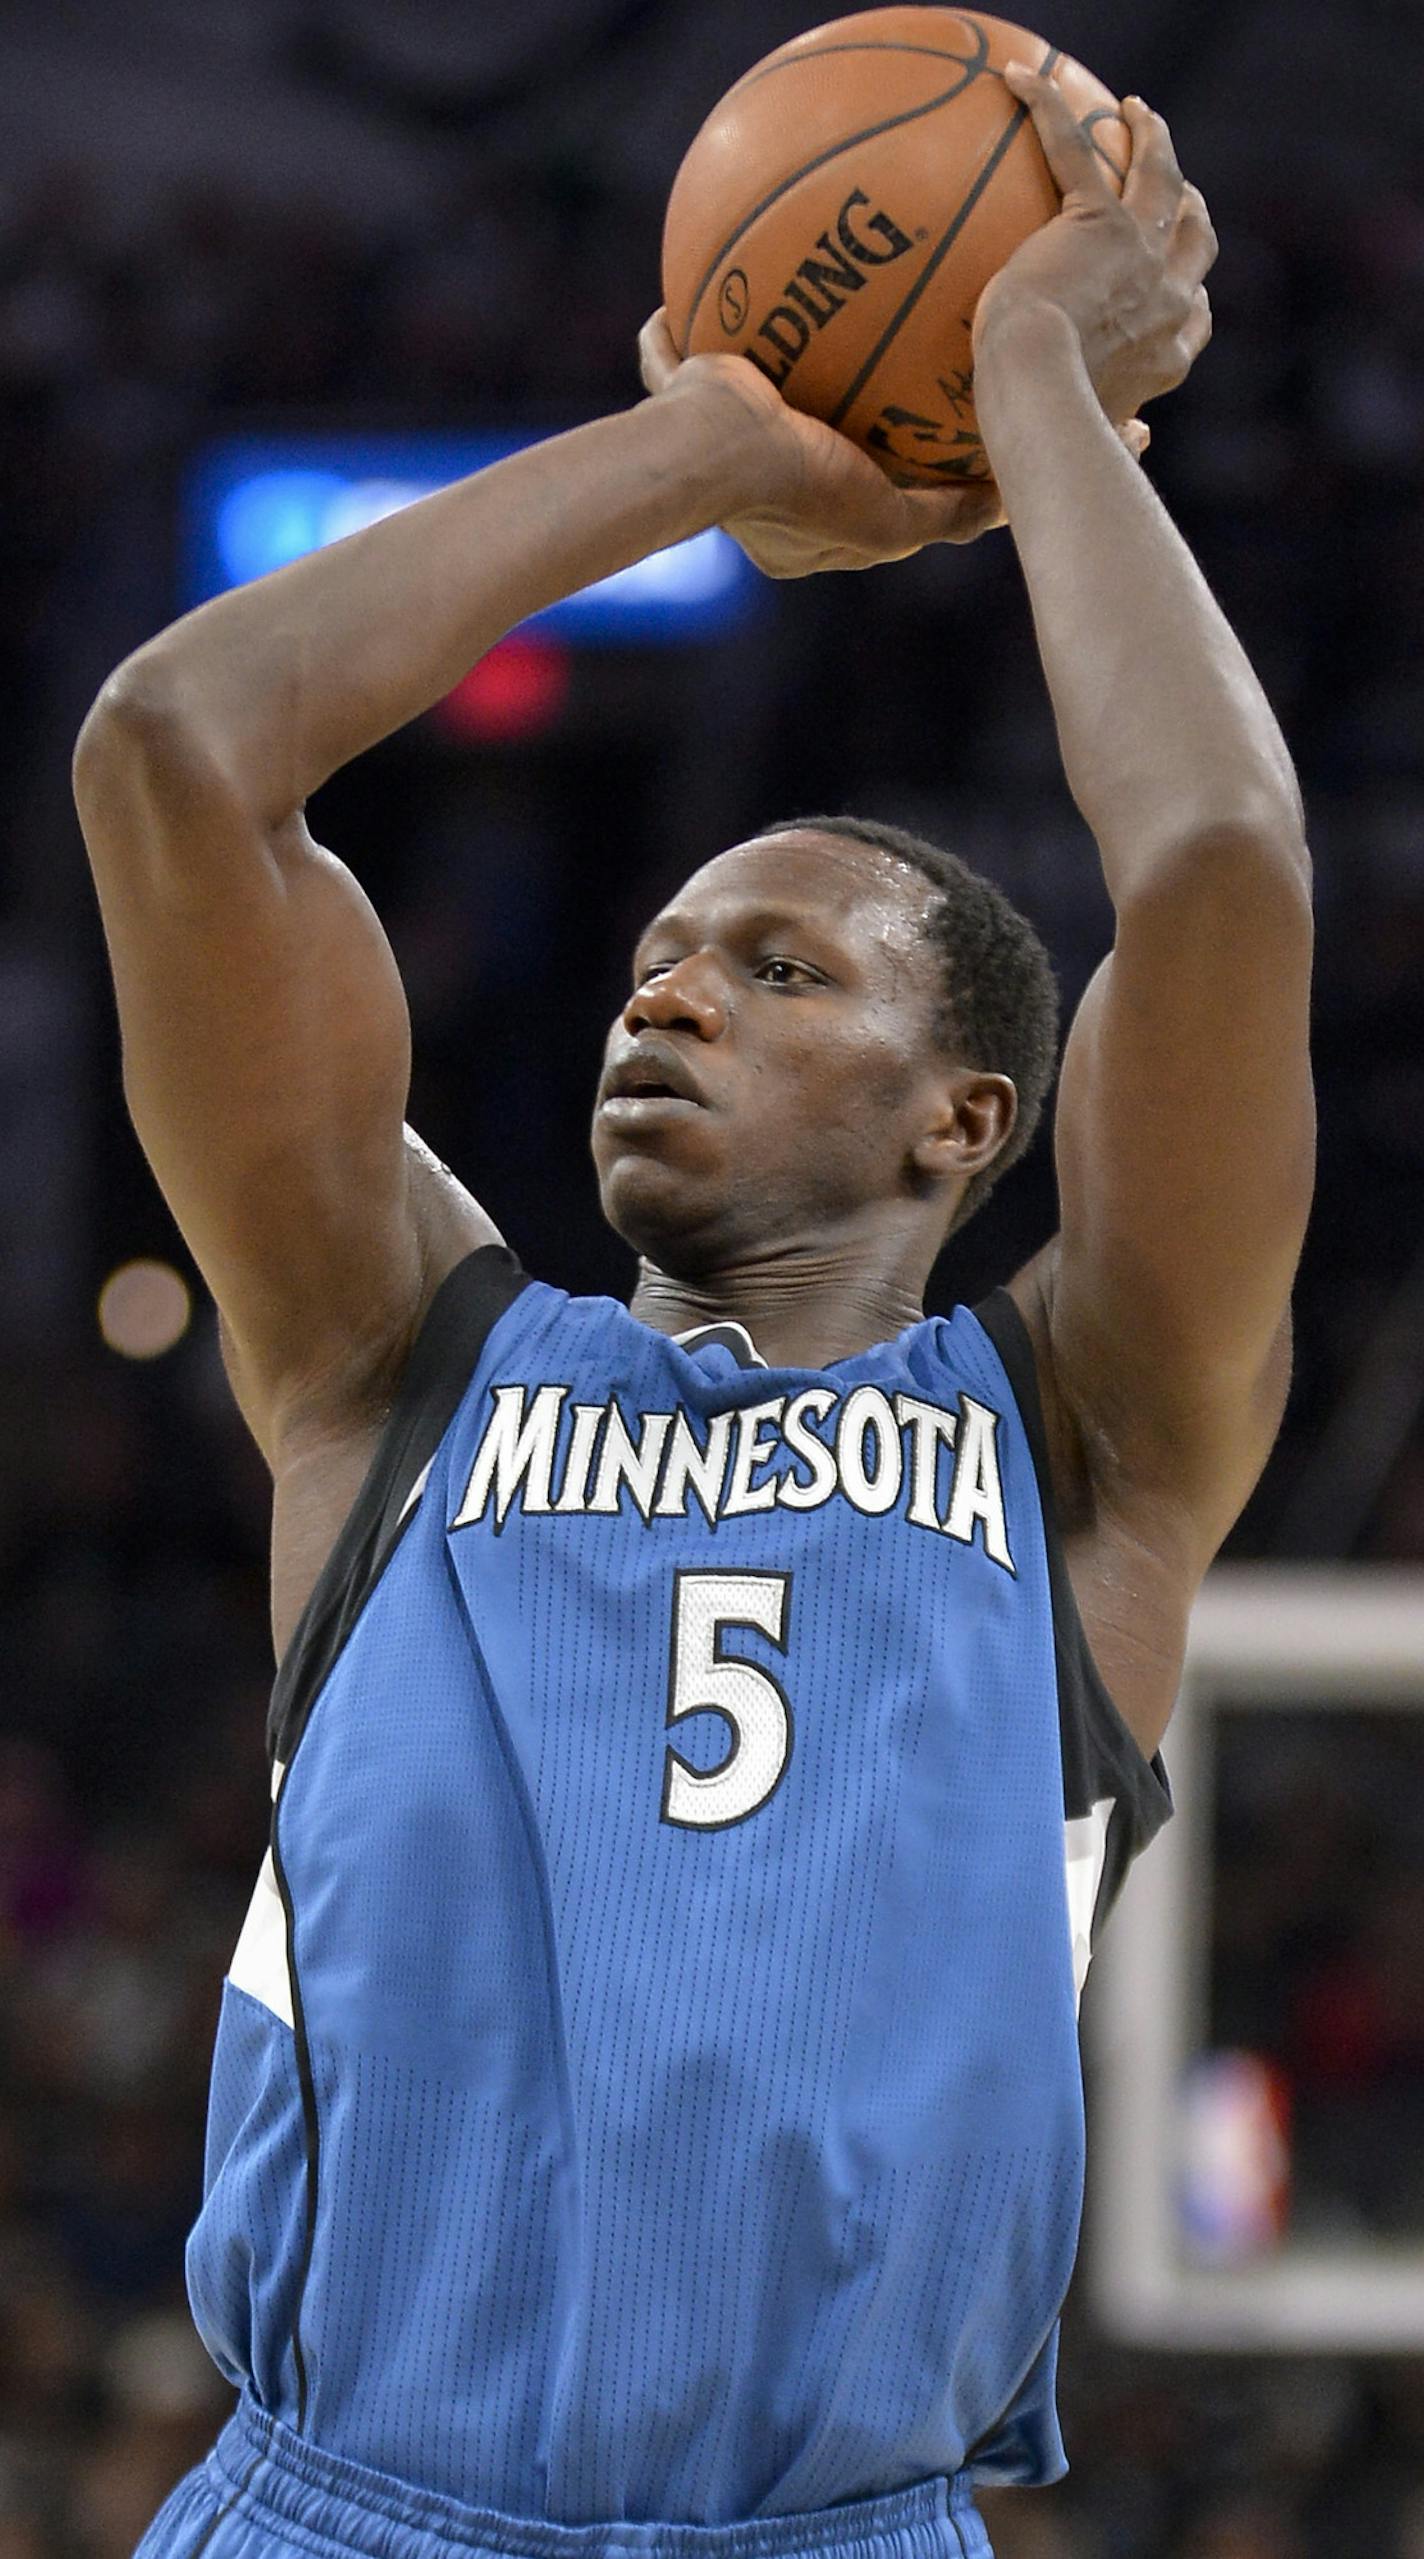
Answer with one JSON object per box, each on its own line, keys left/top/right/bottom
{"left": 211, "top": 2401, "right": 983, "bottom": 2559}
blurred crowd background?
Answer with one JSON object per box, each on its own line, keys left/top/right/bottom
{"left": 1, "top": 0, "right": 1423, "bottom": 2551}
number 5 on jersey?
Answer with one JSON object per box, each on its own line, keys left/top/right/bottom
{"left": 662, "top": 1569, "right": 794, "bottom": 1831}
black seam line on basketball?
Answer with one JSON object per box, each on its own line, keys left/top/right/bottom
{"left": 1079, "top": 106, "right": 1128, "bottom": 180}
{"left": 269, "top": 1775, "right": 319, "bottom": 2435}
{"left": 187, "top": 2455, "right": 264, "bottom": 2559}
{"left": 826, "top": 41, "right": 1062, "bottom": 434}
{"left": 681, "top": 25, "right": 990, "bottom": 342}
{"left": 728, "top": 36, "right": 995, "bottom": 99}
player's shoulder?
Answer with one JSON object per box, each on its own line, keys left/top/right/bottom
{"left": 397, "top": 1186, "right": 673, "bottom": 1415}
{"left": 402, "top": 1125, "right": 658, "bottom": 1347}
{"left": 404, "top": 1123, "right": 503, "bottom": 1287}
{"left": 888, "top": 1278, "right": 1053, "bottom": 1455}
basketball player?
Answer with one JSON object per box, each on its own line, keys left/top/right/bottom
{"left": 73, "top": 74, "right": 1311, "bottom": 2559}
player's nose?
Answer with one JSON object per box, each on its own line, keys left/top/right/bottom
{"left": 623, "top": 949, "right": 729, "bottom": 1040}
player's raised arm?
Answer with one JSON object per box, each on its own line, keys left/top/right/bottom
{"left": 972, "top": 75, "right": 1314, "bottom": 1682}
{"left": 73, "top": 374, "right": 999, "bottom": 1476}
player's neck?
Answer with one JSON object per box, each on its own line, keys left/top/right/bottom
{"left": 630, "top": 1248, "right": 926, "bottom": 1370}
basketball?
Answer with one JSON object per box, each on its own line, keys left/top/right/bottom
{"left": 661, "top": 9, "right": 1128, "bottom": 486}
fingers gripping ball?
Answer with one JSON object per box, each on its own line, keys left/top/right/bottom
{"left": 661, "top": 8, "right": 1126, "bottom": 486}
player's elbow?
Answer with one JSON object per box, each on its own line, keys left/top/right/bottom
{"left": 1138, "top": 815, "right": 1314, "bottom": 939}
{"left": 1209, "top": 804, "right": 1312, "bottom": 906}
{"left": 74, "top": 646, "right": 195, "bottom": 803}
{"left": 74, "top": 646, "right": 262, "bottom": 894}
{"left": 73, "top": 648, "right": 270, "bottom": 919}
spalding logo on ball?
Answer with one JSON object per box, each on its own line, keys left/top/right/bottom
{"left": 661, "top": 8, "right": 1127, "bottom": 486}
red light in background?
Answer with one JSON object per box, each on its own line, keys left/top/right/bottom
{"left": 435, "top": 634, "right": 570, "bottom": 743}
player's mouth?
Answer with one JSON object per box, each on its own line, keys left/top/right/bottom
{"left": 598, "top": 1040, "right": 709, "bottom": 1122}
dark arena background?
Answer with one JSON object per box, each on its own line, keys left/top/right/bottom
{"left": 2, "top": 2, "right": 1424, "bottom": 2553}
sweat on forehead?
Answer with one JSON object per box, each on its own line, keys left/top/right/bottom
{"left": 661, "top": 830, "right": 942, "bottom": 939}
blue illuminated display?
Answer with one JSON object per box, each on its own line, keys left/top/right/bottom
{"left": 182, "top": 434, "right": 761, "bottom": 641}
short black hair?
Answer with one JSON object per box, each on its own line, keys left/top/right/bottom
{"left": 758, "top": 814, "right": 1060, "bottom": 1238}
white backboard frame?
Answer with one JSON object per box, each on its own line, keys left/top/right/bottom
{"left": 1087, "top": 1564, "right": 1424, "bottom": 2350}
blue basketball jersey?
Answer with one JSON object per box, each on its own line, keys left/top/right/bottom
{"left": 188, "top": 1251, "right": 1170, "bottom": 2527}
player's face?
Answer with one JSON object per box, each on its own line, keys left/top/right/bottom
{"left": 591, "top": 831, "right": 954, "bottom": 1274}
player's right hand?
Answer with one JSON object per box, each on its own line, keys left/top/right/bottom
{"left": 972, "top": 75, "right": 1216, "bottom": 423}
{"left": 637, "top": 308, "right": 1009, "bottom": 575}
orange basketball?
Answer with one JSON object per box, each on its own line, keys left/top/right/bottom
{"left": 661, "top": 9, "right": 1127, "bottom": 485}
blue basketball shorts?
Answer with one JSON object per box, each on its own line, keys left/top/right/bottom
{"left": 134, "top": 2399, "right": 993, "bottom": 2559}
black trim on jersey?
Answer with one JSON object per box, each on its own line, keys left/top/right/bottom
{"left": 262, "top": 1240, "right": 527, "bottom": 2435}
{"left": 268, "top": 1786, "right": 317, "bottom": 2431}
{"left": 971, "top": 1288, "right": 1172, "bottom": 1943}
{"left": 267, "top": 1244, "right": 528, "bottom": 1767}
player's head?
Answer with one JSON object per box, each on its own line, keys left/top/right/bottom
{"left": 591, "top": 816, "right": 1059, "bottom": 1281}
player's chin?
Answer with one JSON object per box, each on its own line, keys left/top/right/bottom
{"left": 592, "top": 1138, "right": 733, "bottom": 1272}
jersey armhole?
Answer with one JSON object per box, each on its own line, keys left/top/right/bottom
{"left": 267, "top": 1244, "right": 529, "bottom": 1765}
{"left": 971, "top": 1287, "right": 1172, "bottom": 1925}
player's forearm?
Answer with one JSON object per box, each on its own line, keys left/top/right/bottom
{"left": 83, "top": 395, "right": 759, "bottom": 828}
{"left": 974, "top": 302, "right": 1307, "bottom": 901}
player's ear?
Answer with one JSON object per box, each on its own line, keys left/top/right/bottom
{"left": 909, "top": 1070, "right": 1017, "bottom": 1189}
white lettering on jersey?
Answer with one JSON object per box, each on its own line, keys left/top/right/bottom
{"left": 778, "top": 1388, "right": 839, "bottom": 1509}
{"left": 588, "top": 1406, "right": 673, "bottom": 1521}
{"left": 722, "top": 1399, "right": 785, "bottom": 1516}
{"left": 894, "top": 1394, "right": 958, "bottom": 1528}
{"left": 653, "top": 1410, "right": 734, "bottom": 1525}
{"left": 942, "top": 1395, "right": 1014, "bottom": 1572}
{"left": 836, "top": 1386, "right": 902, "bottom": 1515}
{"left": 555, "top": 1404, "right": 604, "bottom": 1513}
{"left": 663, "top": 1571, "right": 791, "bottom": 1829}
{"left": 452, "top": 1382, "right": 1016, "bottom": 1568}
{"left": 451, "top": 1382, "right": 565, "bottom": 1530}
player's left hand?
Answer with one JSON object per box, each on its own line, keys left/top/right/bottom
{"left": 972, "top": 74, "right": 1216, "bottom": 422}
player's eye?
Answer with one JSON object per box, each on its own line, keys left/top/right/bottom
{"left": 756, "top": 956, "right": 823, "bottom": 987}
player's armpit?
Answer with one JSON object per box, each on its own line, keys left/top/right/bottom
{"left": 73, "top": 684, "right": 499, "bottom": 1464}
{"left": 1040, "top": 824, "right": 1314, "bottom": 1560}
